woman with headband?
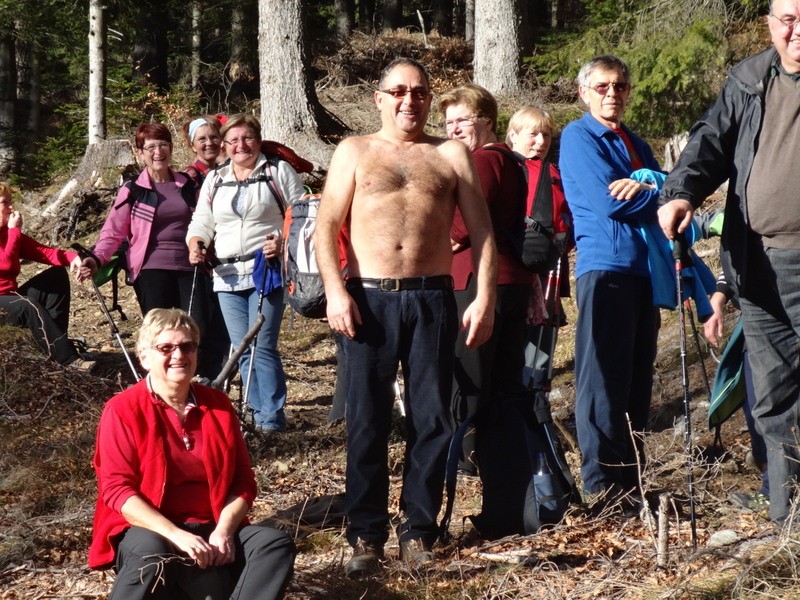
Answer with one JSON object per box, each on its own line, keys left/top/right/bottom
{"left": 182, "top": 116, "right": 224, "bottom": 186}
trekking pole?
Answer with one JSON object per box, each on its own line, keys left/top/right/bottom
{"left": 211, "top": 313, "right": 264, "bottom": 390}
{"left": 188, "top": 241, "right": 205, "bottom": 317}
{"left": 241, "top": 252, "right": 271, "bottom": 413}
{"left": 71, "top": 243, "right": 140, "bottom": 382}
{"left": 531, "top": 258, "right": 562, "bottom": 391}
{"left": 684, "top": 299, "right": 712, "bottom": 399}
{"left": 673, "top": 234, "right": 698, "bottom": 549}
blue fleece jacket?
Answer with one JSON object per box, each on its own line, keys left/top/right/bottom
{"left": 559, "top": 112, "right": 661, "bottom": 279}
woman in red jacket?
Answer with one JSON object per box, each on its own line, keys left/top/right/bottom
{"left": 0, "top": 182, "right": 84, "bottom": 366}
{"left": 89, "top": 308, "right": 295, "bottom": 599}
{"left": 439, "top": 85, "right": 544, "bottom": 475}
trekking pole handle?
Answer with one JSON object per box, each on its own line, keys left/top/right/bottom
{"left": 672, "top": 232, "right": 686, "bottom": 266}
{"left": 70, "top": 242, "right": 100, "bottom": 269}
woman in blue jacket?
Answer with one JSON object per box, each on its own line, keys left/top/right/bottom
{"left": 559, "top": 55, "right": 662, "bottom": 508}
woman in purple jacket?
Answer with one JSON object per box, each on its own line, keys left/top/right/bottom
{"left": 79, "top": 123, "right": 213, "bottom": 376}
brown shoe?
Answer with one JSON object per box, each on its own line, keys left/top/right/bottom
{"left": 399, "top": 538, "right": 434, "bottom": 565}
{"left": 344, "top": 539, "right": 384, "bottom": 578}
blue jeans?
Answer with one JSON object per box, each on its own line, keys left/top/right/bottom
{"left": 217, "top": 287, "right": 287, "bottom": 430}
{"left": 342, "top": 283, "right": 458, "bottom": 547}
{"left": 740, "top": 246, "right": 800, "bottom": 524}
{"left": 575, "top": 270, "right": 658, "bottom": 494}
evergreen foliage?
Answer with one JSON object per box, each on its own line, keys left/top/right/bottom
{"left": 528, "top": 0, "right": 766, "bottom": 137}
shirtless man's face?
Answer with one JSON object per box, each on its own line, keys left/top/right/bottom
{"left": 375, "top": 64, "right": 432, "bottom": 137}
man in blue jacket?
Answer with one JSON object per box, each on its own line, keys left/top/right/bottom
{"left": 659, "top": 0, "right": 800, "bottom": 526}
{"left": 559, "top": 55, "right": 662, "bottom": 507}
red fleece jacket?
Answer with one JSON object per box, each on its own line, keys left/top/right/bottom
{"left": 0, "top": 227, "right": 77, "bottom": 295}
{"left": 88, "top": 380, "right": 257, "bottom": 570}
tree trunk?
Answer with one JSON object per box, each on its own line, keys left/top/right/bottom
{"left": 15, "top": 38, "right": 40, "bottom": 138}
{"left": 257, "top": 0, "right": 340, "bottom": 169}
{"left": 0, "top": 35, "right": 17, "bottom": 176}
{"left": 431, "top": 0, "right": 453, "bottom": 35}
{"left": 550, "top": 0, "right": 559, "bottom": 28}
{"left": 359, "top": 0, "right": 376, "bottom": 32}
{"left": 88, "top": 0, "right": 106, "bottom": 145}
{"left": 132, "top": 0, "right": 169, "bottom": 90}
{"left": 465, "top": 0, "right": 475, "bottom": 42}
{"left": 334, "top": 0, "right": 354, "bottom": 38}
{"left": 229, "top": 1, "right": 248, "bottom": 82}
{"left": 191, "top": 0, "right": 201, "bottom": 89}
{"left": 473, "top": 0, "right": 520, "bottom": 95}
{"left": 382, "top": 0, "right": 402, "bottom": 32}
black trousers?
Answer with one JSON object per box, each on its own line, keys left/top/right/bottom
{"left": 452, "top": 280, "right": 530, "bottom": 472}
{"left": 0, "top": 266, "right": 78, "bottom": 365}
{"left": 110, "top": 524, "right": 295, "bottom": 600}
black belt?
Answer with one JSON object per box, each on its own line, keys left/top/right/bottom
{"left": 218, "top": 251, "right": 257, "bottom": 264}
{"left": 348, "top": 275, "right": 454, "bottom": 291}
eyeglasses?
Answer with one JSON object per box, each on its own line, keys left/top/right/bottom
{"left": 378, "top": 87, "right": 432, "bottom": 100}
{"left": 585, "top": 82, "right": 631, "bottom": 95}
{"left": 444, "top": 117, "right": 478, "bottom": 131}
{"left": 195, "top": 135, "right": 221, "bottom": 144}
{"left": 770, "top": 13, "right": 800, "bottom": 29}
{"left": 142, "top": 142, "right": 171, "bottom": 153}
{"left": 152, "top": 341, "right": 199, "bottom": 355}
{"left": 223, "top": 135, "right": 258, "bottom": 146}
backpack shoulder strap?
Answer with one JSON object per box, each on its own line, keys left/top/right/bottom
{"left": 526, "top": 160, "right": 555, "bottom": 236}
{"left": 114, "top": 180, "right": 146, "bottom": 210}
{"left": 211, "top": 158, "right": 286, "bottom": 218}
{"left": 264, "top": 155, "right": 287, "bottom": 218}
{"left": 177, "top": 173, "right": 197, "bottom": 209}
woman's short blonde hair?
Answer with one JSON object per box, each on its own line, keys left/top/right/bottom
{"left": 220, "top": 113, "right": 262, "bottom": 141}
{"left": 0, "top": 181, "right": 12, "bottom": 201}
{"left": 505, "top": 106, "right": 555, "bottom": 146}
{"left": 136, "top": 308, "right": 200, "bottom": 355}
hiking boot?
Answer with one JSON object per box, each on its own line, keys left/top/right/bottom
{"left": 729, "top": 491, "right": 770, "bottom": 512}
{"left": 344, "top": 539, "right": 384, "bottom": 578}
{"left": 68, "top": 358, "right": 96, "bottom": 372}
{"left": 398, "top": 538, "right": 435, "bottom": 565}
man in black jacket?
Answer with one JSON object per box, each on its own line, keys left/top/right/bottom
{"left": 659, "top": 0, "right": 800, "bottom": 526}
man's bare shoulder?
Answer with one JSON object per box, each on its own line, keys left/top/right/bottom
{"left": 434, "top": 137, "right": 473, "bottom": 163}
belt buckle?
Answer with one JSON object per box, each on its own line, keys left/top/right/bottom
{"left": 379, "top": 278, "right": 401, "bottom": 291}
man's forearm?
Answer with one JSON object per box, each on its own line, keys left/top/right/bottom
{"left": 315, "top": 225, "right": 347, "bottom": 295}
{"left": 471, "top": 232, "right": 497, "bottom": 305}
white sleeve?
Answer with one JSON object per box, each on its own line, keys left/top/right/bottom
{"left": 277, "top": 160, "right": 306, "bottom": 208}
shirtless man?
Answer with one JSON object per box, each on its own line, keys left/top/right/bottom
{"left": 315, "top": 57, "right": 497, "bottom": 577}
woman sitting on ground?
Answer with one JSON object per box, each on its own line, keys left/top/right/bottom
{"left": 0, "top": 182, "right": 86, "bottom": 367}
{"left": 89, "top": 308, "right": 295, "bottom": 600}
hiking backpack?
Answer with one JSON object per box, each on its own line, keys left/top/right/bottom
{"left": 441, "top": 388, "right": 580, "bottom": 540}
{"left": 483, "top": 146, "right": 569, "bottom": 275}
{"left": 282, "top": 193, "right": 327, "bottom": 319}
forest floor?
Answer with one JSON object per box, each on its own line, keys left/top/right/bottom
{"left": 2, "top": 31, "right": 798, "bottom": 599}
{"left": 2, "top": 231, "right": 796, "bottom": 600}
